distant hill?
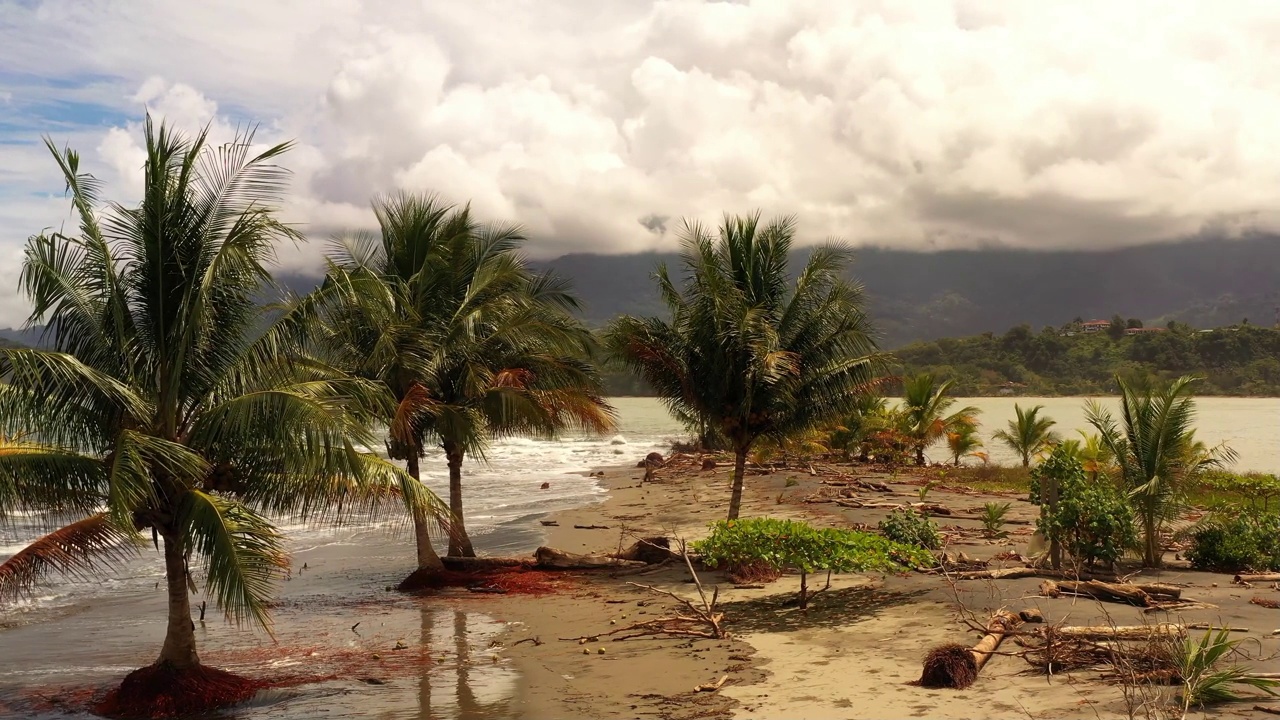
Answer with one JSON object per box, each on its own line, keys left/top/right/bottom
{"left": 892, "top": 323, "right": 1280, "bottom": 397}
{"left": 7, "top": 233, "right": 1276, "bottom": 355}
{"left": 534, "top": 233, "right": 1280, "bottom": 348}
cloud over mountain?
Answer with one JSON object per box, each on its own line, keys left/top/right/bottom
{"left": 3, "top": 0, "right": 1280, "bottom": 328}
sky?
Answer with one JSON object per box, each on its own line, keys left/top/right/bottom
{"left": 3, "top": 0, "right": 1280, "bottom": 326}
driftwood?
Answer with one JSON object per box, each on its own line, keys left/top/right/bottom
{"left": 441, "top": 556, "right": 532, "bottom": 572}
{"left": 1048, "top": 623, "right": 1186, "bottom": 641}
{"left": 612, "top": 537, "right": 674, "bottom": 565}
{"left": 535, "top": 547, "right": 645, "bottom": 570}
{"left": 1039, "top": 579, "right": 1182, "bottom": 606}
{"left": 694, "top": 675, "right": 730, "bottom": 693}
{"left": 950, "top": 566, "right": 1121, "bottom": 582}
{"left": 1238, "top": 573, "right": 1280, "bottom": 583}
{"left": 1251, "top": 597, "right": 1280, "bottom": 609}
{"left": 918, "top": 610, "right": 1020, "bottom": 689}
{"left": 560, "top": 540, "right": 726, "bottom": 642}
{"left": 573, "top": 524, "right": 611, "bottom": 530}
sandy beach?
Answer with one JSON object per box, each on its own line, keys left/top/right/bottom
{"left": 4, "top": 453, "right": 1280, "bottom": 719}
{"left": 489, "top": 458, "right": 1280, "bottom": 720}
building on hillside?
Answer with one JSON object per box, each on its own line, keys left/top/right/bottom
{"left": 1081, "top": 319, "right": 1111, "bottom": 333}
{"left": 1124, "top": 327, "right": 1165, "bottom": 335}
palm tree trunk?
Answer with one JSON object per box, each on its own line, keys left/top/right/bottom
{"left": 727, "top": 447, "right": 747, "bottom": 521}
{"left": 406, "top": 454, "right": 444, "bottom": 572}
{"left": 444, "top": 442, "right": 475, "bottom": 558}
{"left": 157, "top": 531, "right": 199, "bottom": 668}
{"left": 915, "top": 446, "right": 925, "bottom": 466}
{"left": 1143, "top": 514, "right": 1160, "bottom": 568}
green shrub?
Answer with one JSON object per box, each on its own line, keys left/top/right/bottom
{"left": 695, "top": 517, "right": 934, "bottom": 607}
{"left": 1186, "top": 511, "right": 1280, "bottom": 573}
{"left": 1034, "top": 446, "right": 1136, "bottom": 568}
{"left": 878, "top": 508, "right": 942, "bottom": 550}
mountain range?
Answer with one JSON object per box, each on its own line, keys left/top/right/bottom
{"left": 1, "top": 234, "right": 1276, "bottom": 350}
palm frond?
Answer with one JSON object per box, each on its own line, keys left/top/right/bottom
{"left": 0, "top": 514, "right": 140, "bottom": 601}
{"left": 180, "top": 490, "right": 287, "bottom": 630}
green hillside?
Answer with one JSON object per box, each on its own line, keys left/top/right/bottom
{"left": 892, "top": 322, "right": 1280, "bottom": 396}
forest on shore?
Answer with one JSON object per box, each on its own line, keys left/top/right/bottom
{"left": 601, "top": 320, "right": 1280, "bottom": 397}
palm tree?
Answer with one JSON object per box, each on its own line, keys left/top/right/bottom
{"left": 606, "top": 213, "right": 884, "bottom": 520}
{"left": 993, "top": 404, "right": 1059, "bottom": 467}
{"left": 946, "top": 420, "right": 984, "bottom": 467}
{"left": 318, "top": 192, "right": 613, "bottom": 561}
{"left": 1087, "top": 376, "right": 1235, "bottom": 567}
{"left": 898, "top": 375, "right": 979, "bottom": 466}
{"left": 828, "top": 394, "right": 888, "bottom": 462}
{"left": 0, "top": 121, "right": 438, "bottom": 697}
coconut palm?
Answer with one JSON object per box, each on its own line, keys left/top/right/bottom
{"left": 0, "top": 120, "right": 439, "bottom": 693}
{"left": 606, "top": 213, "right": 884, "bottom": 520}
{"left": 946, "top": 421, "right": 984, "bottom": 467}
{"left": 898, "top": 374, "right": 980, "bottom": 466}
{"left": 1087, "top": 376, "right": 1236, "bottom": 567}
{"left": 993, "top": 404, "right": 1059, "bottom": 467}
{"left": 317, "top": 192, "right": 613, "bottom": 561}
{"left": 828, "top": 393, "right": 888, "bottom": 462}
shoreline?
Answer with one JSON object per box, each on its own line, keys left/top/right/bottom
{"left": 489, "top": 454, "right": 1280, "bottom": 719}
{"left": 4, "top": 451, "right": 1280, "bottom": 718}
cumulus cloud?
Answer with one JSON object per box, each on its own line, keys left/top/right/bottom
{"left": 4, "top": 0, "right": 1280, "bottom": 310}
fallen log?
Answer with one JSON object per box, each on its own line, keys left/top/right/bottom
{"left": 612, "top": 537, "right": 674, "bottom": 565}
{"left": 1238, "top": 573, "right": 1280, "bottom": 583}
{"left": 918, "top": 610, "right": 1020, "bottom": 689}
{"left": 1040, "top": 579, "right": 1182, "bottom": 605}
{"left": 1048, "top": 623, "right": 1186, "bottom": 641}
{"left": 573, "top": 524, "right": 611, "bottom": 530}
{"left": 911, "top": 502, "right": 953, "bottom": 516}
{"left": 951, "top": 567, "right": 1120, "bottom": 582}
{"left": 535, "top": 546, "right": 645, "bottom": 570}
{"left": 441, "top": 556, "right": 533, "bottom": 572}
{"left": 1040, "top": 579, "right": 1150, "bottom": 606}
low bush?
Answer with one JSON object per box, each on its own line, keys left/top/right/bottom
{"left": 878, "top": 508, "right": 942, "bottom": 550}
{"left": 1033, "top": 446, "right": 1136, "bottom": 568}
{"left": 1186, "top": 511, "right": 1280, "bottom": 573}
{"left": 695, "top": 517, "right": 934, "bottom": 607}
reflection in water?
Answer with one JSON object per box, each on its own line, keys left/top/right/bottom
{"left": 384, "top": 604, "right": 518, "bottom": 720}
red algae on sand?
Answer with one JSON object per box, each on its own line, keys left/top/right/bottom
{"left": 94, "top": 664, "right": 264, "bottom": 719}
{"left": 398, "top": 567, "right": 572, "bottom": 596}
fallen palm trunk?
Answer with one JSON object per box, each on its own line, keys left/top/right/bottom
{"left": 951, "top": 567, "right": 1118, "bottom": 582}
{"left": 1048, "top": 623, "right": 1186, "bottom": 641}
{"left": 441, "top": 556, "right": 532, "bottom": 572}
{"left": 918, "top": 610, "right": 1020, "bottom": 689}
{"left": 535, "top": 546, "right": 645, "bottom": 569}
{"left": 1238, "top": 573, "right": 1280, "bottom": 583}
{"left": 1040, "top": 579, "right": 1182, "bottom": 606}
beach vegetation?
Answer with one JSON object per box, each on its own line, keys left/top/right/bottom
{"left": 1184, "top": 510, "right": 1280, "bottom": 573}
{"left": 877, "top": 508, "right": 942, "bottom": 550}
{"left": 897, "top": 374, "right": 980, "bottom": 466}
{"left": 695, "top": 517, "right": 932, "bottom": 608}
{"left": 1087, "top": 375, "right": 1235, "bottom": 567}
{"left": 1032, "top": 446, "right": 1136, "bottom": 568}
{"left": 606, "top": 213, "right": 883, "bottom": 520}
{"left": 992, "top": 404, "right": 1058, "bottom": 467}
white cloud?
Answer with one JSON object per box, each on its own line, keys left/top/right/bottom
{"left": 2, "top": 0, "right": 1280, "bottom": 326}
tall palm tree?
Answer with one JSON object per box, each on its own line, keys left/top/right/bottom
{"left": 1087, "top": 376, "right": 1235, "bottom": 567}
{"left": 318, "top": 192, "right": 613, "bottom": 561}
{"left": 898, "top": 375, "right": 979, "bottom": 466}
{"left": 0, "top": 121, "right": 437, "bottom": 691}
{"left": 993, "top": 404, "right": 1059, "bottom": 467}
{"left": 606, "top": 213, "right": 884, "bottom": 520}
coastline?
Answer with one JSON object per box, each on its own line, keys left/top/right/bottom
{"left": 490, "top": 456, "right": 1280, "bottom": 719}
{"left": 4, "top": 451, "right": 1280, "bottom": 719}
